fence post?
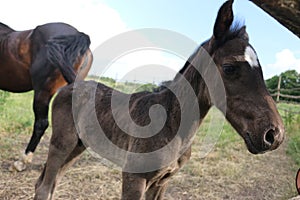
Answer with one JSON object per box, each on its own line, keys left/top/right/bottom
{"left": 276, "top": 75, "right": 282, "bottom": 102}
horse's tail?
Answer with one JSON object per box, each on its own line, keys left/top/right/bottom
{"left": 46, "top": 32, "right": 91, "bottom": 84}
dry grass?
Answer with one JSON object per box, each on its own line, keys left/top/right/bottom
{"left": 0, "top": 123, "right": 298, "bottom": 200}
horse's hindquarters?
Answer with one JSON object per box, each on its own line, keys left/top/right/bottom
{"left": 76, "top": 49, "right": 93, "bottom": 81}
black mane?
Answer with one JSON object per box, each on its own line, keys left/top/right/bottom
{"left": 223, "top": 21, "right": 246, "bottom": 42}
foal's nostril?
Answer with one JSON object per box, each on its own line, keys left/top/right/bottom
{"left": 264, "top": 129, "right": 275, "bottom": 146}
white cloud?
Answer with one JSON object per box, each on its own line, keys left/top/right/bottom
{"left": 264, "top": 49, "right": 300, "bottom": 79}
{"left": 0, "top": 0, "right": 127, "bottom": 50}
{"left": 99, "top": 50, "right": 185, "bottom": 84}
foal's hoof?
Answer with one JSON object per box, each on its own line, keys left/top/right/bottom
{"left": 22, "top": 152, "right": 34, "bottom": 164}
{"left": 11, "top": 160, "right": 27, "bottom": 172}
{"left": 9, "top": 152, "right": 34, "bottom": 172}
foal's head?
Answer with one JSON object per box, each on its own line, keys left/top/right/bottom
{"left": 204, "top": 0, "right": 284, "bottom": 154}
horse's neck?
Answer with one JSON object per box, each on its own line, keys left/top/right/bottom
{"left": 169, "top": 63, "right": 211, "bottom": 118}
{"left": 188, "top": 67, "right": 211, "bottom": 120}
{"left": 158, "top": 62, "right": 212, "bottom": 144}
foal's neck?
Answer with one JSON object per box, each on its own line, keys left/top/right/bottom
{"left": 172, "top": 63, "right": 212, "bottom": 120}
{"left": 159, "top": 52, "right": 212, "bottom": 140}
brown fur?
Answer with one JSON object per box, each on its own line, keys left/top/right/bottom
{"left": 0, "top": 22, "right": 92, "bottom": 162}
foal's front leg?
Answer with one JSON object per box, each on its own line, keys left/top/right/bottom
{"left": 34, "top": 137, "right": 80, "bottom": 200}
{"left": 34, "top": 146, "right": 65, "bottom": 200}
{"left": 122, "top": 172, "right": 147, "bottom": 200}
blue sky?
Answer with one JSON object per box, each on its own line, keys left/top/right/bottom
{"left": 99, "top": 0, "right": 300, "bottom": 80}
{"left": 1, "top": 0, "right": 299, "bottom": 81}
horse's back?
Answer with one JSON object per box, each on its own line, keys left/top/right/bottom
{"left": 0, "top": 29, "right": 34, "bottom": 91}
{"left": 31, "top": 22, "right": 79, "bottom": 46}
{"left": 35, "top": 22, "right": 79, "bottom": 36}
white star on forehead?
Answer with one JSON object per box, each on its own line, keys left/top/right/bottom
{"left": 244, "top": 46, "right": 259, "bottom": 68}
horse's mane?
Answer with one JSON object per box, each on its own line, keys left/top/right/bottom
{"left": 220, "top": 21, "right": 246, "bottom": 44}
{"left": 178, "top": 21, "right": 245, "bottom": 76}
{"left": 152, "top": 21, "right": 246, "bottom": 93}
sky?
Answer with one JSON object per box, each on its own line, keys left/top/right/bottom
{"left": 1, "top": 0, "right": 299, "bottom": 83}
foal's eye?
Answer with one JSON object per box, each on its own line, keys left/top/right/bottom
{"left": 222, "top": 64, "right": 236, "bottom": 75}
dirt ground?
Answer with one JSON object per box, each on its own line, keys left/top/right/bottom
{"left": 0, "top": 129, "right": 298, "bottom": 200}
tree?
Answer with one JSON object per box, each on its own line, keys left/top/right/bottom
{"left": 266, "top": 70, "right": 300, "bottom": 102}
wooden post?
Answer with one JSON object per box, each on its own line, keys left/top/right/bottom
{"left": 276, "top": 75, "right": 282, "bottom": 102}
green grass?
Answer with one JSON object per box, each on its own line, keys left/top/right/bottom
{"left": 277, "top": 103, "right": 300, "bottom": 165}
{"left": 288, "top": 135, "right": 300, "bottom": 165}
{"left": 0, "top": 91, "right": 34, "bottom": 135}
{"left": 0, "top": 90, "right": 9, "bottom": 112}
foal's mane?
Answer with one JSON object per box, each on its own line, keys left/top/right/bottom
{"left": 178, "top": 21, "right": 246, "bottom": 76}
{"left": 148, "top": 21, "right": 246, "bottom": 93}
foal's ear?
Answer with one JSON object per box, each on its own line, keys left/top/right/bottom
{"left": 213, "top": 0, "right": 234, "bottom": 40}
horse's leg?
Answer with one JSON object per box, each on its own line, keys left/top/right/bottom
{"left": 35, "top": 163, "right": 46, "bottom": 190}
{"left": 34, "top": 132, "right": 79, "bottom": 200}
{"left": 49, "top": 143, "right": 86, "bottom": 199}
{"left": 121, "top": 172, "right": 147, "bottom": 200}
{"left": 13, "top": 89, "right": 52, "bottom": 171}
{"left": 145, "top": 183, "right": 169, "bottom": 200}
{"left": 34, "top": 147, "right": 68, "bottom": 200}
{"left": 26, "top": 90, "right": 51, "bottom": 154}
{"left": 145, "top": 149, "right": 191, "bottom": 200}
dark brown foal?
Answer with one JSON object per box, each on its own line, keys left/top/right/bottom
{"left": 34, "top": 1, "right": 284, "bottom": 199}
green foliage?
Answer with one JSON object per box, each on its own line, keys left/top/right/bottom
{"left": 266, "top": 70, "right": 300, "bottom": 102}
{"left": 133, "top": 83, "right": 157, "bottom": 93}
{"left": 281, "top": 70, "right": 300, "bottom": 89}
{"left": 0, "top": 92, "right": 34, "bottom": 134}
{"left": 277, "top": 103, "right": 300, "bottom": 166}
{"left": 265, "top": 75, "right": 279, "bottom": 89}
{"left": 0, "top": 90, "right": 9, "bottom": 112}
{"left": 277, "top": 103, "right": 300, "bottom": 126}
{"left": 88, "top": 75, "right": 158, "bottom": 94}
{"left": 283, "top": 110, "right": 294, "bottom": 126}
{"left": 287, "top": 134, "right": 300, "bottom": 165}
{"left": 98, "top": 76, "right": 116, "bottom": 85}
{"left": 266, "top": 70, "right": 300, "bottom": 89}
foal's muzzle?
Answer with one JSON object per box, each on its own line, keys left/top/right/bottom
{"left": 262, "top": 126, "right": 284, "bottom": 151}
{"left": 246, "top": 125, "right": 284, "bottom": 154}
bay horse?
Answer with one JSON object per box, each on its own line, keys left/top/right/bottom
{"left": 34, "top": 1, "right": 284, "bottom": 199}
{"left": 0, "top": 22, "right": 93, "bottom": 171}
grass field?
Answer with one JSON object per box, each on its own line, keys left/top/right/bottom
{"left": 277, "top": 103, "right": 300, "bottom": 166}
{"left": 0, "top": 86, "right": 299, "bottom": 199}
